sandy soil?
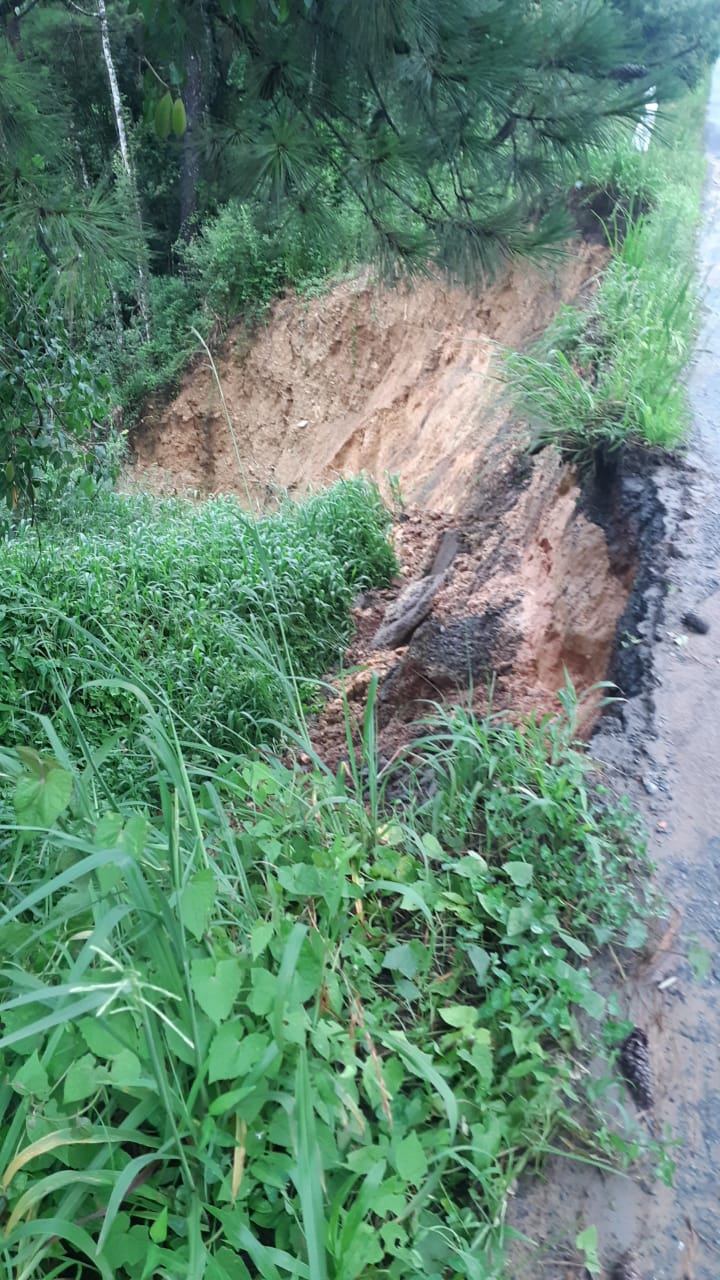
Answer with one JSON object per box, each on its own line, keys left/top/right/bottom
{"left": 130, "top": 245, "right": 605, "bottom": 513}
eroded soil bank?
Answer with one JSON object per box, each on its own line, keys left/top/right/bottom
{"left": 130, "top": 242, "right": 642, "bottom": 751}
{"left": 130, "top": 245, "right": 604, "bottom": 512}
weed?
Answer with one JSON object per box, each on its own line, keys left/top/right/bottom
{"left": 0, "top": 683, "right": 656, "bottom": 1278}
{"left": 0, "top": 479, "right": 396, "bottom": 788}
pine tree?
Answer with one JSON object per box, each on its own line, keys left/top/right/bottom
{"left": 172, "top": 0, "right": 662, "bottom": 278}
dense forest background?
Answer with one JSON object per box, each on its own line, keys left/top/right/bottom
{"left": 1, "top": 0, "right": 718, "bottom": 515}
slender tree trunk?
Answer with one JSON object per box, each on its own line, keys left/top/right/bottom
{"left": 179, "top": 49, "right": 202, "bottom": 239}
{"left": 96, "top": 0, "right": 150, "bottom": 339}
{"left": 5, "top": 12, "right": 24, "bottom": 59}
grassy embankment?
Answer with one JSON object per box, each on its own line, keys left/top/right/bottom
{"left": 508, "top": 86, "right": 707, "bottom": 466}
{"left": 0, "top": 81, "right": 709, "bottom": 1280}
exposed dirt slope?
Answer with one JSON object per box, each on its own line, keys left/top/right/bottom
{"left": 130, "top": 242, "right": 644, "bottom": 754}
{"left": 131, "top": 246, "right": 604, "bottom": 512}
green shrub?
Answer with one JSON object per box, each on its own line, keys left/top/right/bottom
{"left": 181, "top": 197, "right": 365, "bottom": 326}
{"left": 0, "top": 479, "right": 396, "bottom": 780}
{"left": 98, "top": 274, "right": 209, "bottom": 419}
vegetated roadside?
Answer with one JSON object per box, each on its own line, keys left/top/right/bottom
{"left": 0, "top": 91, "right": 709, "bottom": 1280}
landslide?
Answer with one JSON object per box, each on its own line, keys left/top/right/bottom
{"left": 129, "top": 243, "right": 651, "bottom": 755}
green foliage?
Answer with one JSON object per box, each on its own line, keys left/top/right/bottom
{"left": 0, "top": 479, "right": 396, "bottom": 774}
{"left": 0, "top": 686, "right": 653, "bottom": 1278}
{"left": 611, "top": 0, "right": 720, "bottom": 90}
{"left": 506, "top": 86, "right": 706, "bottom": 466}
{"left": 0, "top": 254, "right": 117, "bottom": 519}
{"left": 135, "top": 0, "right": 671, "bottom": 279}
{"left": 182, "top": 198, "right": 364, "bottom": 326}
{"left": 103, "top": 274, "right": 210, "bottom": 417}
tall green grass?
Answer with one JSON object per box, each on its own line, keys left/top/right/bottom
{"left": 506, "top": 85, "right": 707, "bottom": 465}
{"left": 0, "top": 479, "right": 396, "bottom": 784}
{"left": 0, "top": 686, "right": 655, "bottom": 1280}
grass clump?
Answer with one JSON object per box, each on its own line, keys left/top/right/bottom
{"left": 0, "top": 688, "right": 653, "bottom": 1279}
{"left": 506, "top": 85, "right": 707, "bottom": 467}
{"left": 0, "top": 479, "right": 396, "bottom": 774}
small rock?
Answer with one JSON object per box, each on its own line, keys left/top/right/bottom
{"left": 619, "top": 1027, "right": 653, "bottom": 1110}
{"left": 613, "top": 1251, "right": 642, "bottom": 1280}
{"left": 642, "top": 775, "right": 658, "bottom": 795}
{"left": 681, "top": 610, "right": 710, "bottom": 635}
{"left": 295, "top": 418, "right": 309, "bottom": 429}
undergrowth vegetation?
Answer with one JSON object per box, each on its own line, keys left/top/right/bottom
{"left": 0, "top": 479, "right": 395, "bottom": 777}
{"left": 507, "top": 86, "right": 707, "bottom": 466}
{"left": 106, "top": 198, "right": 367, "bottom": 418}
{"left": 0, "top": 684, "right": 655, "bottom": 1279}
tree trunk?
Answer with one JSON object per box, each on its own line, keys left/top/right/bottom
{"left": 179, "top": 48, "right": 203, "bottom": 239}
{"left": 96, "top": 0, "right": 150, "bottom": 339}
{"left": 5, "top": 11, "right": 24, "bottom": 59}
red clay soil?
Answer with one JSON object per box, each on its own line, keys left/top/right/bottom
{"left": 129, "top": 243, "right": 630, "bottom": 765}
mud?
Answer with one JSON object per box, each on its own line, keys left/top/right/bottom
{"left": 504, "top": 64, "right": 720, "bottom": 1280}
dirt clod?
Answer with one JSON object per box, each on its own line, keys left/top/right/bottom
{"left": 618, "top": 1028, "right": 654, "bottom": 1111}
{"left": 612, "top": 1251, "right": 642, "bottom": 1280}
{"left": 682, "top": 609, "right": 710, "bottom": 634}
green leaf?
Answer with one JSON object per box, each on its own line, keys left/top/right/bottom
{"left": 181, "top": 869, "right": 216, "bottom": 940}
{"left": 575, "top": 1225, "right": 601, "bottom": 1276}
{"left": 14, "top": 763, "right": 72, "bottom": 828}
{"left": 623, "top": 918, "right": 648, "bottom": 950}
{"left": 64, "top": 1053, "right": 102, "bottom": 1103}
{"left": 395, "top": 1131, "right": 427, "bottom": 1184}
{"left": 381, "top": 1031, "right": 458, "bottom": 1138}
{"left": 689, "top": 941, "right": 712, "bottom": 983}
{"left": 149, "top": 1205, "right": 168, "bottom": 1244}
{"left": 382, "top": 943, "right": 418, "bottom": 980}
{"left": 208, "top": 1025, "right": 270, "bottom": 1083}
{"left": 439, "top": 1005, "right": 479, "bottom": 1031}
{"left": 251, "top": 920, "right": 274, "bottom": 960}
{"left": 503, "top": 860, "right": 533, "bottom": 888}
{"left": 293, "top": 1049, "right": 327, "bottom": 1280}
{"left": 12, "top": 1049, "right": 50, "bottom": 1100}
{"left": 558, "top": 930, "right": 592, "bottom": 958}
{"left": 191, "top": 957, "right": 243, "bottom": 1025}
{"left": 578, "top": 987, "right": 606, "bottom": 1020}
{"left": 421, "top": 832, "right": 444, "bottom": 859}
{"left": 248, "top": 967, "right": 276, "bottom": 1016}
{"left": 506, "top": 904, "right": 532, "bottom": 937}
{"left": 466, "top": 945, "right": 490, "bottom": 985}
{"left": 109, "top": 1049, "right": 143, "bottom": 1089}
{"left": 79, "top": 1014, "right": 138, "bottom": 1058}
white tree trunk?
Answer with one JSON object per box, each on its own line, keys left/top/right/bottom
{"left": 97, "top": 0, "right": 150, "bottom": 339}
